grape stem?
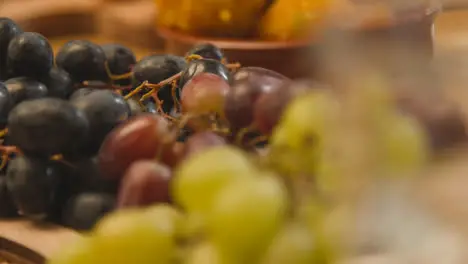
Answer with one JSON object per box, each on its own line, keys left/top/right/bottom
{"left": 105, "top": 61, "right": 134, "bottom": 81}
{"left": 247, "top": 135, "right": 268, "bottom": 147}
{"left": 124, "top": 81, "right": 149, "bottom": 100}
{"left": 235, "top": 125, "right": 256, "bottom": 146}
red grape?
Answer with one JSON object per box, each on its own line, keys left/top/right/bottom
{"left": 181, "top": 72, "right": 230, "bottom": 116}
{"left": 183, "top": 131, "right": 227, "bottom": 159}
{"left": 117, "top": 160, "right": 171, "bottom": 208}
{"left": 163, "top": 142, "right": 185, "bottom": 168}
{"left": 253, "top": 80, "right": 318, "bottom": 135}
{"left": 98, "top": 114, "right": 177, "bottom": 180}
{"left": 224, "top": 67, "right": 289, "bottom": 131}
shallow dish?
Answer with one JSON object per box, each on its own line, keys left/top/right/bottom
{"left": 157, "top": 7, "right": 440, "bottom": 79}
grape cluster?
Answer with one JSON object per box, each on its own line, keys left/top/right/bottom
{"left": 0, "top": 16, "right": 465, "bottom": 264}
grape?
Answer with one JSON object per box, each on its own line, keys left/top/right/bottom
{"left": 173, "top": 146, "right": 256, "bottom": 214}
{"left": 260, "top": 223, "right": 316, "bottom": 264}
{"left": 39, "top": 67, "right": 74, "bottom": 99}
{"left": 6, "top": 155, "right": 62, "bottom": 218}
{"left": 102, "top": 44, "right": 136, "bottom": 86}
{"left": 208, "top": 175, "right": 288, "bottom": 262}
{"left": 269, "top": 90, "right": 339, "bottom": 176}
{"left": 378, "top": 113, "right": 429, "bottom": 173}
{"left": 185, "top": 242, "right": 222, "bottom": 264}
{"left": 91, "top": 206, "right": 179, "bottom": 264}
{"left": 71, "top": 157, "right": 119, "bottom": 194}
{"left": 164, "top": 141, "right": 185, "bottom": 168}
{"left": 144, "top": 204, "right": 183, "bottom": 235}
{"left": 142, "top": 98, "right": 159, "bottom": 114}
{"left": 46, "top": 160, "right": 75, "bottom": 221}
{"left": 98, "top": 114, "right": 177, "bottom": 180}
{"left": 180, "top": 72, "right": 230, "bottom": 120}
{"left": 183, "top": 131, "right": 227, "bottom": 159}
{"left": 0, "top": 177, "right": 17, "bottom": 217}
{"left": 231, "top": 66, "right": 289, "bottom": 85}
{"left": 6, "top": 32, "right": 53, "bottom": 79}
{"left": 67, "top": 90, "right": 131, "bottom": 158}
{"left": 62, "top": 192, "right": 116, "bottom": 231}
{"left": 117, "top": 160, "right": 172, "bottom": 208}
{"left": 224, "top": 67, "right": 289, "bottom": 130}
{"left": 177, "top": 126, "right": 193, "bottom": 142}
{"left": 69, "top": 87, "right": 95, "bottom": 100}
{"left": 4, "top": 77, "right": 48, "bottom": 105}
{"left": 132, "top": 54, "right": 186, "bottom": 112}
{"left": 253, "top": 80, "right": 317, "bottom": 135}
{"left": 186, "top": 43, "right": 224, "bottom": 61}
{"left": 8, "top": 98, "right": 89, "bottom": 157}
{"left": 0, "top": 18, "right": 23, "bottom": 80}
{"left": 0, "top": 82, "right": 12, "bottom": 128}
{"left": 127, "top": 97, "right": 145, "bottom": 116}
{"left": 55, "top": 40, "right": 108, "bottom": 83}
{"left": 178, "top": 59, "right": 231, "bottom": 91}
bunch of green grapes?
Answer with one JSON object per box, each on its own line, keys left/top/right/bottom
{"left": 49, "top": 146, "right": 332, "bottom": 264}
{"left": 47, "top": 72, "right": 430, "bottom": 264}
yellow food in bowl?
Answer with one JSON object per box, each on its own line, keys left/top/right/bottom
{"left": 259, "top": 0, "right": 329, "bottom": 41}
{"left": 155, "top": 0, "right": 267, "bottom": 38}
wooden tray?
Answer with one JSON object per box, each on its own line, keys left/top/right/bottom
{"left": 0, "top": 220, "right": 80, "bottom": 263}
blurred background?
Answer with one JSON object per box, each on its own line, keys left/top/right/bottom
{"left": 0, "top": 0, "right": 466, "bottom": 59}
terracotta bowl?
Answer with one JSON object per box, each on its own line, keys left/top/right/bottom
{"left": 157, "top": 8, "right": 439, "bottom": 79}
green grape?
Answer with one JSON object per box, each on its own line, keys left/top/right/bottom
{"left": 145, "top": 204, "right": 184, "bottom": 237}
{"left": 261, "top": 223, "right": 316, "bottom": 264}
{"left": 91, "top": 206, "right": 180, "bottom": 264}
{"left": 208, "top": 175, "right": 288, "bottom": 262}
{"left": 269, "top": 90, "right": 339, "bottom": 176}
{"left": 185, "top": 241, "right": 222, "bottom": 264}
{"left": 179, "top": 212, "right": 207, "bottom": 240}
{"left": 173, "top": 146, "right": 257, "bottom": 214}
{"left": 378, "top": 113, "right": 429, "bottom": 174}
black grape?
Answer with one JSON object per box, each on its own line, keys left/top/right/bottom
{"left": 142, "top": 98, "right": 158, "bottom": 114}
{"left": 0, "top": 18, "right": 23, "bottom": 80}
{"left": 8, "top": 98, "right": 89, "bottom": 157}
{"left": 67, "top": 90, "right": 131, "bottom": 158}
{"left": 0, "top": 176, "right": 17, "bottom": 217}
{"left": 127, "top": 97, "right": 144, "bottom": 116}
{"left": 39, "top": 67, "right": 74, "bottom": 99}
{"left": 4, "top": 77, "right": 48, "bottom": 105}
{"left": 102, "top": 44, "right": 136, "bottom": 86}
{"left": 6, "top": 155, "right": 62, "bottom": 219}
{"left": 186, "top": 43, "right": 224, "bottom": 61}
{"left": 69, "top": 87, "right": 96, "bottom": 100}
{"left": 45, "top": 160, "right": 74, "bottom": 222}
{"left": 55, "top": 40, "right": 108, "bottom": 83}
{"left": 62, "top": 192, "right": 115, "bottom": 231}
{"left": 71, "top": 157, "right": 119, "bottom": 194}
{"left": 6, "top": 32, "right": 53, "bottom": 79}
{"left": 132, "top": 54, "right": 186, "bottom": 112}
{"left": 178, "top": 58, "right": 231, "bottom": 92}
{"left": 0, "top": 82, "right": 12, "bottom": 128}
